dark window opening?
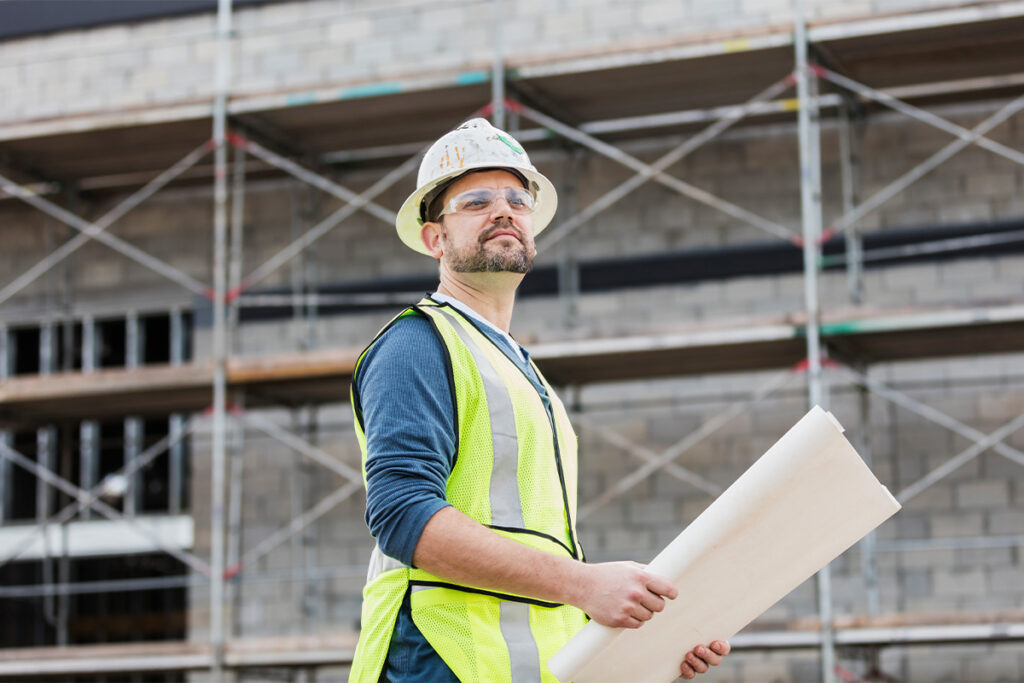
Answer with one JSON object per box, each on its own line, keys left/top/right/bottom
{"left": 140, "top": 420, "right": 169, "bottom": 513}
{"left": 176, "top": 312, "right": 194, "bottom": 364}
{"left": 8, "top": 428, "right": 82, "bottom": 520}
{"left": 142, "top": 314, "right": 171, "bottom": 365}
{"left": 60, "top": 423, "right": 82, "bottom": 513}
{"left": 178, "top": 432, "right": 191, "bottom": 513}
{"left": 11, "top": 326, "right": 40, "bottom": 375}
{"left": 98, "top": 422, "right": 125, "bottom": 514}
{"left": 57, "top": 321, "right": 83, "bottom": 372}
{"left": 10, "top": 431, "right": 37, "bottom": 521}
{"left": 97, "top": 318, "right": 126, "bottom": 368}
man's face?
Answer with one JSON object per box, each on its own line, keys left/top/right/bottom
{"left": 425, "top": 170, "right": 537, "bottom": 274}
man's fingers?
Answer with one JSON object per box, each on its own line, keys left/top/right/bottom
{"left": 678, "top": 641, "right": 728, "bottom": 678}
{"left": 621, "top": 615, "right": 644, "bottom": 629}
{"left": 685, "top": 651, "right": 710, "bottom": 674}
{"left": 629, "top": 602, "right": 654, "bottom": 623}
{"left": 642, "top": 572, "right": 679, "bottom": 600}
{"left": 637, "top": 589, "right": 667, "bottom": 614}
{"left": 694, "top": 645, "right": 722, "bottom": 667}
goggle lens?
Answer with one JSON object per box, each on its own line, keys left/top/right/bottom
{"left": 440, "top": 187, "right": 536, "bottom": 218}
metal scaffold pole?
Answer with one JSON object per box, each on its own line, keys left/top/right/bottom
{"left": 211, "top": 0, "right": 233, "bottom": 675}
{"left": 794, "top": 1, "right": 835, "bottom": 681}
{"left": 491, "top": 0, "right": 505, "bottom": 130}
{"left": 0, "top": 324, "right": 10, "bottom": 524}
{"left": 838, "top": 102, "right": 864, "bottom": 304}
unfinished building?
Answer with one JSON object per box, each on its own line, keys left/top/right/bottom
{"left": 0, "top": 0, "right": 1022, "bottom": 680}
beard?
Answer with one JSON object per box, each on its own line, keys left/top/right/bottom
{"left": 444, "top": 220, "right": 536, "bottom": 274}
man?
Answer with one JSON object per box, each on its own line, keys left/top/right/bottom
{"left": 349, "top": 118, "right": 729, "bottom": 682}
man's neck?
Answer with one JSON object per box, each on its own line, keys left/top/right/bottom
{"left": 436, "top": 269, "right": 522, "bottom": 332}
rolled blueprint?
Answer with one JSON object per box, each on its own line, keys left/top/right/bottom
{"left": 548, "top": 405, "right": 901, "bottom": 683}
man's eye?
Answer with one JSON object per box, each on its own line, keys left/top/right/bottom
{"left": 508, "top": 191, "right": 533, "bottom": 209}
{"left": 462, "top": 198, "right": 490, "bottom": 210}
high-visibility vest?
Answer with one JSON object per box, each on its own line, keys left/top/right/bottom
{"left": 348, "top": 298, "right": 587, "bottom": 682}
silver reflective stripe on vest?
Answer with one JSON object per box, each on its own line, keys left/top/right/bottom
{"left": 434, "top": 308, "right": 524, "bottom": 528}
{"left": 410, "top": 586, "right": 543, "bottom": 683}
{"left": 367, "top": 544, "right": 408, "bottom": 583}
{"left": 500, "top": 600, "right": 542, "bottom": 682}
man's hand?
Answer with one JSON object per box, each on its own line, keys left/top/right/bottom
{"left": 574, "top": 561, "right": 679, "bottom": 628}
{"left": 680, "top": 640, "right": 730, "bottom": 679}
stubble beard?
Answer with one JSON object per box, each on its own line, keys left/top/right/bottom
{"left": 444, "top": 220, "right": 536, "bottom": 274}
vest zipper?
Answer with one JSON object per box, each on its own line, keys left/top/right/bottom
{"left": 544, "top": 404, "right": 579, "bottom": 560}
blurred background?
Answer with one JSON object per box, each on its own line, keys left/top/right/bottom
{"left": 0, "top": 0, "right": 1022, "bottom": 681}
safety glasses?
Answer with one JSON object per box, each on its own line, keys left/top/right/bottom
{"left": 436, "top": 187, "right": 536, "bottom": 219}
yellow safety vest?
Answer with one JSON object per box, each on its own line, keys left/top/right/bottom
{"left": 349, "top": 298, "right": 586, "bottom": 682}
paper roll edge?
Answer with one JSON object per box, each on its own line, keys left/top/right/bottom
{"left": 820, "top": 406, "right": 846, "bottom": 434}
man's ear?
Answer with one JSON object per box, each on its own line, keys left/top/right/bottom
{"left": 421, "top": 221, "right": 445, "bottom": 259}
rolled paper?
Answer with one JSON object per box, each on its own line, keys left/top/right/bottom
{"left": 548, "top": 405, "right": 901, "bottom": 683}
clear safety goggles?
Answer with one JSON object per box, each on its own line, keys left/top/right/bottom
{"left": 436, "top": 187, "right": 536, "bottom": 219}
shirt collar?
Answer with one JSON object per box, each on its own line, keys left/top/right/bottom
{"left": 430, "top": 291, "right": 526, "bottom": 362}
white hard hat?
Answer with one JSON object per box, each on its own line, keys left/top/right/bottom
{"left": 396, "top": 117, "right": 558, "bottom": 255}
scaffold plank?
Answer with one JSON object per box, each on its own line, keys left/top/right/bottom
{"left": 0, "top": 615, "right": 1021, "bottom": 677}
{"left": 0, "top": 304, "right": 1022, "bottom": 425}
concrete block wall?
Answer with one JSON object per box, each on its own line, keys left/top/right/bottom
{"left": 187, "top": 403, "right": 369, "bottom": 644}
{"left": 0, "top": 0, "right": 997, "bottom": 125}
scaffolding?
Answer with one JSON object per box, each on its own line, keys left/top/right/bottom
{"left": 1, "top": 0, "right": 1023, "bottom": 679}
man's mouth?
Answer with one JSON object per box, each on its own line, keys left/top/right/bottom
{"left": 481, "top": 227, "right": 522, "bottom": 244}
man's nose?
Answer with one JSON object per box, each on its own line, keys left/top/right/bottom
{"left": 488, "top": 194, "right": 516, "bottom": 219}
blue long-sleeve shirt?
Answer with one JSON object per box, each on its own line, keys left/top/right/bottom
{"left": 357, "top": 312, "right": 456, "bottom": 566}
{"left": 355, "top": 299, "right": 552, "bottom": 681}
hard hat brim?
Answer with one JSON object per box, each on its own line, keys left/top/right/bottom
{"left": 396, "top": 163, "right": 558, "bottom": 255}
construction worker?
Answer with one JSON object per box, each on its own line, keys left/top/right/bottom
{"left": 349, "top": 118, "right": 730, "bottom": 682}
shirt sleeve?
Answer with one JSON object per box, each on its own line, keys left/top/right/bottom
{"left": 356, "top": 314, "right": 456, "bottom": 566}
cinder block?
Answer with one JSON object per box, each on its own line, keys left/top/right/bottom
{"left": 882, "top": 263, "right": 940, "bottom": 290}
{"left": 960, "top": 649, "right": 1022, "bottom": 682}
{"left": 732, "top": 652, "right": 790, "bottom": 683}
{"left": 926, "top": 452, "right": 982, "bottom": 483}
{"left": 896, "top": 568, "right": 934, "bottom": 600}
{"left": 587, "top": 5, "right": 637, "bottom": 33}
{"left": 956, "top": 480, "right": 1010, "bottom": 509}
{"left": 577, "top": 499, "right": 628, "bottom": 528}
{"left": 958, "top": 545, "right": 1015, "bottom": 572}
{"left": 639, "top": 0, "right": 688, "bottom": 27}
{"left": 932, "top": 568, "right": 986, "bottom": 597}
{"left": 978, "top": 393, "right": 1024, "bottom": 422}
{"left": 939, "top": 200, "right": 995, "bottom": 224}
{"left": 987, "top": 510, "right": 1024, "bottom": 535}
{"left": 148, "top": 43, "right": 192, "bottom": 67}
{"left": 895, "top": 452, "right": 929, "bottom": 485}
{"left": 628, "top": 498, "right": 676, "bottom": 526}
{"left": 902, "top": 483, "right": 953, "bottom": 511}
{"left": 891, "top": 512, "right": 929, "bottom": 540}
{"left": 602, "top": 527, "right": 655, "bottom": 557}
{"left": 325, "top": 16, "right": 373, "bottom": 43}
{"left": 931, "top": 511, "right": 984, "bottom": 538}
{"left": 988, "top": 567, "right": 1024, "bottom": 595}
{"left": 965, "top": 171, "right": 1018, "bottom": 198}
{"left": 905, "top": 651, "right": 962, "bottom": 683}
